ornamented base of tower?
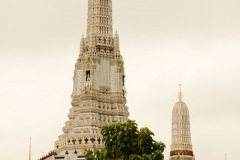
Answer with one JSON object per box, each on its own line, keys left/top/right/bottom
{"left": 169, "top": 150, "right": 195, "bottom": 160}
{"left": 170, "top": 156, "right": 195, "bottom": 160}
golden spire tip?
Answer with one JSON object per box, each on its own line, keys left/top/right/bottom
{"left": 178, "top": 84, "right": 183, "bottom": 101}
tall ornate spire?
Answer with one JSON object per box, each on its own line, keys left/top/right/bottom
{"left": 80, "top": 34, "right": 85, "bottom": 55}
{"left": 53, "top": 0, "right": 129, "bottom": 158}
{"left": 38, "top": 1, "right": 128, "bottom": 160}
{"left": 170, "top": 86, "right": 195, "bottom": 160}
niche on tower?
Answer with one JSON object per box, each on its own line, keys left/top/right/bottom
{"left": 83, "top": 55, "right": 95, "bottom": 94}
{"left": 86, "top": 70, "right": 90, "bottom": 81}
{"left": 84, "top": 70, "right": 91, "bottom": 94}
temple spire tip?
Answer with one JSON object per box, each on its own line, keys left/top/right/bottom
{"left": 178, "top": 84, "right": 183, "bottom": 101}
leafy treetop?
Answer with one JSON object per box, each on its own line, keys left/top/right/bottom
{"left": 85, "top": 120, "right": 165, "bottom": 160}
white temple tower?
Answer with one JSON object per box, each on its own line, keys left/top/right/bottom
{"left": 39, "top": 0, "right": 129, "bottom": 159}
{"left": 169, "top": 86, "right": 195, "bottom": 160}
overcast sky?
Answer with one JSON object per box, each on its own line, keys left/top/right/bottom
{"left": 1, "top": 0, "right": 240, "bottom": 159}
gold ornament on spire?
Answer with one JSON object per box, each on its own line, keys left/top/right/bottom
{"left": 178, "top": 84, "right": 183, "bottom": 101}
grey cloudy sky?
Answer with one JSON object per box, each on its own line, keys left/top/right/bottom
{"left": 0, "top": 0, "right": 240, "bottom": 159}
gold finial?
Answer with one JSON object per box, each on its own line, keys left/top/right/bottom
{"left": 178, "top": 84, "right": 183, "bottom": 101}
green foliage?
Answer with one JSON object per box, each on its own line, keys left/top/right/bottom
{"left": 85, "top": 149, "right": 108, "bottom": 160}
{"left": 85, "top": 120, "right": 165, "bottom": 160}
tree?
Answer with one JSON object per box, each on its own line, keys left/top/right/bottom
{"left": 85, "top": 120, "right": 165, "bottom": 160}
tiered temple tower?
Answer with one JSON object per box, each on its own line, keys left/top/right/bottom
{"left": 169, "top": 86, "right": 195, "bottom": 160}
{"left": 39, "top": 0, "right": 129, "bottom": 159}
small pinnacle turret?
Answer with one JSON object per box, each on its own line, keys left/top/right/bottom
{"left": 114, "top": 31, "right": 120, "bottom": 54}
{"left": 80, "top": 35, "right": 85, "bottom": 55}
{"left": 170, "top": 86, "right": 195, "bottom": 160}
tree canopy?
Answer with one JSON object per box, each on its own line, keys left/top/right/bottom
{"left": 85, "top": 120, "right": 165, "bottom": 160}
